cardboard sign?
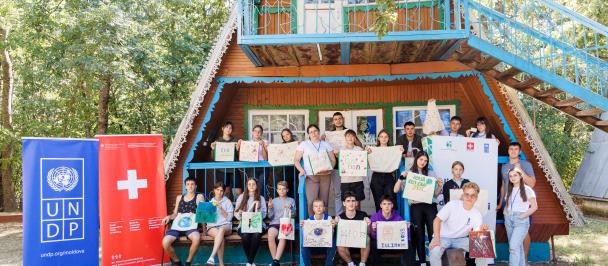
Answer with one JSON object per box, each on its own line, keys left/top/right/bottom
{"left": 278, "top": 217, "right": 295, "bottom": 240}
{"left": 303, "top": 220, "right": 333, "bottom": 248}
{"left": 368, "top": 145, "right": 403, "bottom": 173}
{"left": 171, "top": 213, "right": 198, "bottom": 231}
{"left": 239, "top": 141, "right": 260, "bottom": 162}
{"left": 241, "top": 212, "right": 263, "bottom": 233}
{"left": 469, "top": 230, "right": 496, "bottom": 259}
{"left": 325, "top": 130, "right": 347, "bottom": 150}
{"left": 214, "top": 142, "right": 236, "bottom": 162}
{"left": 402, "top": 172, "right": 436, "bottom": 204}
{"left": 339, "top": 150, "right": 368, "bottom": 177}
{"left": 307, "top": 152, "right": 332, "bottom": 175}
{"left": 336, "top": 220, "right": 368, "bottom": 248}
{"left": 377, "top": 221, "right": 408, "bottom": 249}
{"left": 268, "top": 142, "right": 298, "bottom": 166}
{"left": 195, "top": 202, "right": 217, "bottom": 223}
{"left": 450, "top": 189, "right": 489, "bottom": 216}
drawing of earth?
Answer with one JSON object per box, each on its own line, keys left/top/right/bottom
{"left": 178, "top": 216, "right": 193, "bottom": 227}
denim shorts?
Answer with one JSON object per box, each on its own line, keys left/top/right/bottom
{"left": 165, "top": 229, "right": 199, "bottom": 238}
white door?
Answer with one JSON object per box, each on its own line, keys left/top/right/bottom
{"left": 299, "top": 0, "right": 343, "bottom": 34}
{"left": 318, "top": 109, "right": 383, "bottom": 146}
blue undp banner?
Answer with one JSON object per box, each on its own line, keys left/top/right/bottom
{"left": 22, "top": 138, "right": 99, "bottom": 265}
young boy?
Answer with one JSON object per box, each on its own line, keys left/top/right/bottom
{"left": 300, "top": 199, "right": 337, "bottom": 266}
{"left": 335, "top": 191, "right": 371, "bottom": 266}
{"left": 369, "top": 195, "right": 413, "bottom": 266}
{"left": 267, "top": 181, "right": 296, "bottom": 266}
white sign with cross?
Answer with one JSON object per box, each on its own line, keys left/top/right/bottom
{"left": 117, "top": 169, "right": 148, "bottom": 200}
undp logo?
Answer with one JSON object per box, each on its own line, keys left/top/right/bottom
{"left": 47, "top": 166, "right": 79, "bottom": 192}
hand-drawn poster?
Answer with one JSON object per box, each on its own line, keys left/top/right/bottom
{"left": 303, "top": 220, "right": 333, "bottom": 248}
{"left": 325, "top": 130, "right": 347, "bottom": 150}
{"left": 336, "top": 220, "right": 368, "bottom": 248}
{"left": 450, "top": 189, "right": 489, "bottom": 216}
{"left": 239, "top": 141, "right": 260, "bottom": 162}
{"left": 339, "top": 150, "right": 368, "bottom": 177}
{"left": 241, "top": 212, "right": 263, "bottom": 233}
{"left": 214, "top": 142, "right": 236, "bottom": 162}
{"left": 469, "top": 230, "right": 496, "bottom": 258}
{"left": 376, "top": 221, "right": 408, "bottom": 249}
{"left": 268, "top": 142, "right": 299, "bottom": 166}
{"left": 307, "top": 152, "right": 333, "bottom": 175}
{"left": 368, "top": 146, "right": 403, "bottom": 173}
{"left": 402, "top": 172, "right": 436, "bottom": 204}
{"left": 195, "top": 202, "right": 217, "bottom": 223}
{"left": 278, "top": 217, "right": 295, "bottom": 240}
{"left": 171, "top": 213, "right": 197, "bottom": 231}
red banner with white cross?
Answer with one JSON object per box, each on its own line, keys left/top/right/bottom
{"left": 98, "top": 135, "right": 168, "bottom": 265}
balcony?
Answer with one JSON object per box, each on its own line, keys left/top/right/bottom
{"left": 237, "top": 0, "right": 469, "bottom": 66}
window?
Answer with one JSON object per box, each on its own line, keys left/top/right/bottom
{"left": 249, "top": 110, "right": 309, "bottom": 144}
{"left": 392, "top": 105, "right": 456, "bottom": 143}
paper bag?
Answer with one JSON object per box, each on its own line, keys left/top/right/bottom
{"left": 171, "top": 213, "right": 198, "bottom": 231}
{"left": 241, "top": 212, "right": 263, "bottom": 233}
{"left": 339, "top": 150, "right": 368, "bottom": 177}
{"left": 239, "top": 141, "right": 260, "bottom": 162}
{"left": 402, "top": 172, "right": 436, "bottom": 204}
{"left": 303, "top": 220, "right": 333, "bottom": 247}
{"left": 268, "top": 142, "right": 298, "bottom": 166}
{"left": 376, "top": 221, "right": 408, "bottom": 249}
{"left": 214, "top": 142, "right": 236, "bottom": 162}
{"left": 336, "top": 220, "right": 368, "bottom": 248}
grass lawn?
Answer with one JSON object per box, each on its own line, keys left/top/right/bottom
{"left": 552, "top": 216, "right": 608, "bottom": 265}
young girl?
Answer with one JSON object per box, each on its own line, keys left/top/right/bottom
{"left": 367, "top": 129, "right": 402, "bottom": 212}
{"left": 267, "top": 181, "right": 296, "bottom": 266}
{"left": 294, "top": 124, "right": 336, "bottom": 216}
{"left": 238, "top": 125, "right": 269, "bottom": 197}
{"left": 441, "top": 161, "right": 470, "bottom": 204}
{"left": 235, "top": 178, "right": 268, "bottom": 266}
{"left": 278, "top": 128, "right": 298, "bottom": 193}
{"left": 334, "top": 129, "right": 366, "bottom": 205}
{"left": 206, "top": 182, "right": 234, "bottom": 266}
{"left": 281, "top": 128, "right": 297, "bottom": 143}
{"left": 466, "top": 117, "right": 500, "bottom": 145}
{"left": 300, "top": 199, "right": 337, "bottom": 266}
{"left": 393, "top": 151, "right": 443, "bottom": 264}
{"left": 211, "top": 121, "right": 240, "bottom": 198}
{"left": 505, "top": 168, "right": 538, "bottom": 266}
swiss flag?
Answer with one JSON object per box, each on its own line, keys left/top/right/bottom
{"left": 98, "top": 135, "right": 168, "bottom": 266}
{"left": 466, "top": 142, "right": 475, "bottom": 151}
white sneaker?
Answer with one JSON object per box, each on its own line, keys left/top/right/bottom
{"left": 246, "top": 263, "right": 251, "bottom": 266}
{"left": 206, "top": 257, "right": 215, "bottom": 264}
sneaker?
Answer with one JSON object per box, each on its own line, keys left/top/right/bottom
{"left": 170, "top": 259, "right": 183, "bottom": 266}
{"left": 206, "top": 257, "right": 215, "bottom": 265}
{"left": 184, "top": 262, "right": 192, "bottom": 266}
{"left": 271, "top": 259, "right": 280, "bottom": 266}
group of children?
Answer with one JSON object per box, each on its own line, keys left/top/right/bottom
{"left": 161, "top": 112, "right": 538, "bottom": 266}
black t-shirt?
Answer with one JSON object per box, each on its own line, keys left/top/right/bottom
{"left": 339, "top": 210, "right": 367, "bottom": 221}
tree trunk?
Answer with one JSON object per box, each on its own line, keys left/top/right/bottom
{"left": 0, "top": 27, "right": 18, "bottom": 211}
{"left": 97, "top": 75, "right": 111, "bottom": 134}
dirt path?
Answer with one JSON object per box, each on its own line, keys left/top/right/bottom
{"left": 0, "top": 223, "right": 22, "bottom": 266}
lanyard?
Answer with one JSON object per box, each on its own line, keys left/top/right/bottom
{"left": 508, "top": 188, "right": 520, "bottom": 212}
{"left": 310, "top": 140, "right": 321, "bottom": 152}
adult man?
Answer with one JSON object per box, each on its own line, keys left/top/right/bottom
{"left": 498, "top": 142, "right": 536, "bottom": 261}
{"left": 428, "top": 182, "right": 489, "bottom": 266}
{"left": 336, "top": 191, "right": 371, "bottom": 266}
{"left": 396, "top": 122, "right": 423, "bottom": 169}
{"left": 327, "top": 112, "right": 347, "bottom": 215}
{"left": 440, "top": 116, "right": 464, "bottom": 137}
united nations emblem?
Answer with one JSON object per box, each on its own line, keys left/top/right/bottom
{"left": 47, "top": 166, "right": 79, "bottom": 192}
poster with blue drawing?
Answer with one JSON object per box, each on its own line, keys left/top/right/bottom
{"left": 22, "top": 138, "right": 99, "bottom": 265}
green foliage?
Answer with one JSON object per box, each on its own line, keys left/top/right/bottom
{"left": 372, "top": 0, "right": 397, "bottom": 39}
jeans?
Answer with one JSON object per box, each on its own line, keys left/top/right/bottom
{"left": 505, "top": 212, "right": 530, "bottom": 266}
{"left": 429, "top": 237, "right": 488, "bottom": 266}
{"left": 301, "top": 242, "right": 337, "bottom": 266}
{"left": 331, "top": 170, "right": 343, "bottom": 215}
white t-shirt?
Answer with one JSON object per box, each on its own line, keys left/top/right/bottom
{"left": 297, "top": 140, "right": 333, "bottom": 176}
{"left": 436, "top": 200, "right": 482, "bottom": 238}
{"left": 506, "top": 185, "right": 536, "bottom": 213}
{"left": 339, "top": 146, "right": 364, "bottom": 183}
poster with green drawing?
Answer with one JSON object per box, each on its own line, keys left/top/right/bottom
{"left": 241, "top": 212, "right": 263, "bottom": 233}
{"left": 195, "top": 202, "right": 217, "bottom": 223}
{"left": 402, "top": 172, "right": 436, "bottom": 204}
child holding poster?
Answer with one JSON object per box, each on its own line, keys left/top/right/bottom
{"left": 369, "top": 195, "right": 415, "bottom": 266}
{"left": 235, "top": 178, "right": 267, "bottom": 266}
{"left": 206, "top": 182, "right": 234, "bottom": 266}
{"left": 210, "top": 121, "right": 240, "bottom": 199}
{"left": 267, "top": 181, "right": 296, "bottom": 266}
{"left": 442, "top": 161, "right": 470, "bottom": 204}
{"left": 238, "top": 125, "right": 269, "bottom": 196}
{"left": 334, "top": 130, "right": 366, "bottom": 203}
{"left": 393, "top": 151, "right": 443, "bottom": 265}
{"left": 367, "top": 129, "right": 402, "bottom": 212}
{"left": 300, "top": 199, "right": 337, "bottom": 266}
{"left": 161, "top": 177, "right": 205, "bottom": 266}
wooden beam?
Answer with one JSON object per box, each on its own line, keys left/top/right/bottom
{"left": 595, "top": 120, "right": 608, "bottom": 126}
{"left": 554, "top": 97, "right": 583, "bottom": 108}
{"left": 459, "top": 48, "right": 480, "bottom": 62}
{"left": 349, "top": 42, "right": 370, "bottom": 64}
{"left": 495, "top": 67, "right": 521, "bottom": 80}
{"left": 576, "top": 107, "right": 604, "bottom": 117}
{"left": 411, "top": 40, "right": 430, "bottom": 62}
{"left": 476, "top": 57, "right": 501, "bottom": 70}
{"left": 514, "top": 78, "right": 543, "bottom": 89}
{"left": 420, "top": 41, "right": 444, "bottom": 62}
{"left": 535, "top": 87, "right": 563, "bottom": 98}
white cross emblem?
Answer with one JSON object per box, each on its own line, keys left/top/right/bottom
{"left": 117, "top": 170, "right": 148, "bottom": 200}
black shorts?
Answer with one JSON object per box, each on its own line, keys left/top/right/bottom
{"left": 341, "top": 181, "right": 365, "bottom": 201}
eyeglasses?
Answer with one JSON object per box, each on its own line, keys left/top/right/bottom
{"left": 463, "top": 193, "right": 478, "bottom": 199}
